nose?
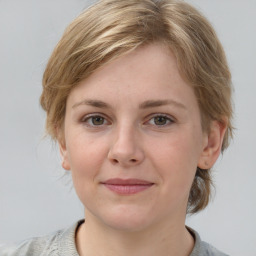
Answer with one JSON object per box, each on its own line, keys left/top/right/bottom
{"left": 107, "top": 125, "right": 145, "bottom": 167}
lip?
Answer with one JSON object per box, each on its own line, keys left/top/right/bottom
{"left": 101, "top": 178, "right": 154, "bottom": 195}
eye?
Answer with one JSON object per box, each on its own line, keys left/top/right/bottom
{"left": 82, "top": 115, "right": 108, "bottom": 127}
{"left": 91, "top": 116, "right": 105, "bottom": 125}
{"left": 147, "top": 115, "right": 174, "bottom": 126}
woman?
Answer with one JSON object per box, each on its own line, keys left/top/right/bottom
{"left": 1, "top": 0, "right": 233, "bottom": 255}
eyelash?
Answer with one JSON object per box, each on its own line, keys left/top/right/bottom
{"left": 146, "top": 114, "right": 174, "bottom": 127}
{"left": 80, "top": 113, "right": 175, "bottom": 128}
{"left": 81, "top": 114, "right": 110, "bottom": 127}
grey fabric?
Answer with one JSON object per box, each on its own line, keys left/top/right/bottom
{"left": 0, "top": 220, "right": 82, "bottom": 256}
{"left": 187, "top": 227, "right": 229, "bottom": 256}
{"left": 0, "top": 220, "right": 228, "bottom": 256}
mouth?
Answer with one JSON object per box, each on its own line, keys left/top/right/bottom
{"left": 101, "top": 178, "right": 154, "bottom": 195}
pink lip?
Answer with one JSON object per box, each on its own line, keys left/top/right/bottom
{"left": 101, "top": 179, "right": 154, "bottom": 195}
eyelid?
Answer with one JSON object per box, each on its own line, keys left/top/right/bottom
{"left": 79, "top": 112, "right": 175, "bottom": 126}
{"left": 145, "top": 113, "right": 175, "bottom": 126}
{"left": 80, "top": 113, "right": 111, "bottom": 126}
{"left": 147, "top": 113, "right": 175, "bottom": 120}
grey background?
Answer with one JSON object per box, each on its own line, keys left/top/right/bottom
{"left": 0, "top": 1, "right": 255, "bottom": 255}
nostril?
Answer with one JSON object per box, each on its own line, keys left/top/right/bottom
{"left": 130, "top": 159, "right": 137, "bottom": 162}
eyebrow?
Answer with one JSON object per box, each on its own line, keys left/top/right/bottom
{"left": 139, "top": 99, "right": 187, "bottom": 110}
{"left": 72, "top": 99, "right": 111, "bottom": 109}
{"left": 72, "top": 99, "right": 187, "bottom": 110}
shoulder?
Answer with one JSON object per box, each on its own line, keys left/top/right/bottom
{"left": 0, "top": 220, "right": 83, "bottom": 256}
{"left": 0, "top": 232, "right": 60, "bottom": 256}
{"left": 188, "top": 227, "right": 229, "bottom": 256}
{"left": 199, "top": 241, "right": 229, "bottom": 256}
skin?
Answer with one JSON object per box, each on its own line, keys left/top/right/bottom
{"left": 59, "top": 43, "right": 226, "bottom": 256}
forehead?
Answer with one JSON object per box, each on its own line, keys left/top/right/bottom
{"left": 67, "top": 43, "right": 197, "bottom": 111}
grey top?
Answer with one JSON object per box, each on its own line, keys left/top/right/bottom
{"left": 0, "top": 220, "right": 229, "bottom": 256}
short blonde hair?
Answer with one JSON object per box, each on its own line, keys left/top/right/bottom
{"left": 41, "top": 0, "right": 233, "bottom": 213}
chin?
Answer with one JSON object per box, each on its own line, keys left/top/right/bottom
{"left": 95, "top": 206, "right": 156, "bottom": 233}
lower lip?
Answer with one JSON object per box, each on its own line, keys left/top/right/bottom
{"left": 103, "top": 184, "right": 153, "bottom": 195}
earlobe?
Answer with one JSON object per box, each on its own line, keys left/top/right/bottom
{"left": 56, "top": 126, "right": 71, "bottom": 171}
{"left": 58, "top": 140, "right": 71, "bottom": 171}
{"left": 198, "top": 120, "right": 227, "bottom": 170}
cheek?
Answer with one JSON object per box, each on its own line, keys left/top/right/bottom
{"left": 67, "top": 130, "right": 107, "bottom": 165}
{"left": 66, "top": 134, "right": 108, "bottom": 191}
{"left": 148, "top": 132, "right": 199, "bottom": 192}
{"left": 152, "top": 131, "right": 200, "bottom": 168}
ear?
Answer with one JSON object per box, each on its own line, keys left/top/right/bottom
{"left": 198, "top": 120, "right": 227, "bottom": 170}
{"left": 57, "top": 134, "right": 71, "bottom": 171}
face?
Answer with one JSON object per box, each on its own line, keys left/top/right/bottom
{"left": 60, "top": 43, "right": 210, "bottom": 232}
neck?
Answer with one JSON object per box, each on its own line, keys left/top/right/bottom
{"left": 76, "top": 213, "right": 194, "bottom": 256}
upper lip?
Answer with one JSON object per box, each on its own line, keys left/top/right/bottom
{"left": 101, "top": 178, "right": 154, "bottom": 185}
